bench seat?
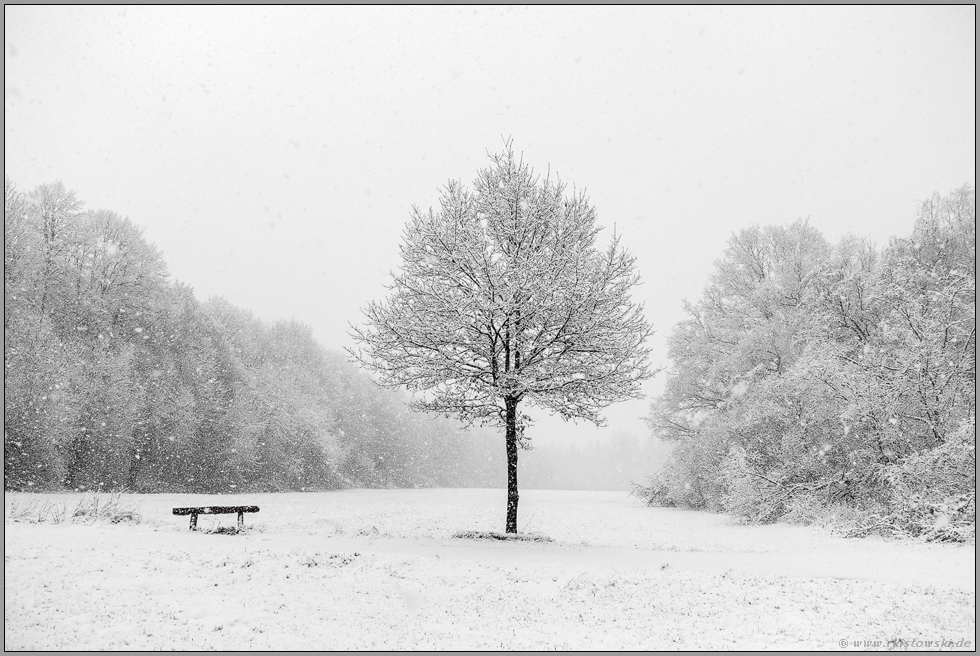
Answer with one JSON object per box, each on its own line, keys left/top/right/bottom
{"left": 173, "top": 505, "right": 260, "bottom": 530}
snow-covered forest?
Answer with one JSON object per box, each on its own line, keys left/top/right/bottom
{"left": 3, "top": 178, "right": 662, "bottom": 494}
{"left": 637, "top": 186, "right": 976, "bottom": 542}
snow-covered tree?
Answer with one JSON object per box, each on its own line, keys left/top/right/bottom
{"left": 350, "top": 144, "right": 654, "bottom": 532}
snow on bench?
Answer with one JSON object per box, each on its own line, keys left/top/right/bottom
{"left": 172, "top": 505, "right": 259, "bottom": 530}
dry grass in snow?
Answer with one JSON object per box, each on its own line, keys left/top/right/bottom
{"left": 4, "top": 488, "right": 975, "bottom": 650}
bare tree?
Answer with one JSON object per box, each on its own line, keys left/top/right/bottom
{"left": 26, "top": 182, "right": 82, "bottom": 324}
{"left": 349, "top": 144, "right": 654, "bottom": 533}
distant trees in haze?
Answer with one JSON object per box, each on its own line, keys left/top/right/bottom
{"left": 2, "top": 177, "right": 503, "bottom": 493}
{"left": 637, "top": 186, "right": 976, "bottom": 542}
{"left": 520, "top": 431, "right": 667, "bottom": 491}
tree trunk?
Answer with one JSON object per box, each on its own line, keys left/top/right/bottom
{"left": 505, "top": 395, "right": 519, "bottom": 533}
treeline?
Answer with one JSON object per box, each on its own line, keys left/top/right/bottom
{"left": 3, "top": 178, "right": 511, "bottom": 493}
{"left": 445, "top": 430, "right": 668, "bottom": 492}
{"left": 520, "top": 432, "right": 667, "bottom": 491}
{"left": 637, "top": 186, "right": 975, "bottom": 542}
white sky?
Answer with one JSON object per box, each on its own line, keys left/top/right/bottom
{"left": 5, "top": 6, "right": 975, "bottom": 446}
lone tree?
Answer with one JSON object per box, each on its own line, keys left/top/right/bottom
{"left": 349, "top": 144, "right": 654, "bottom": 533}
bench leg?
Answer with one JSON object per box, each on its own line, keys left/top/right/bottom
{"left": 238, "top": 511, "right": 244, "bottom": 529}
{"left": 190, "top": 513, "right": 198, "bottom": 531}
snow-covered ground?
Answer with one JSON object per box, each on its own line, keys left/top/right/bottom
{"left": 4, "top": 488, "right": 975, "bottom": 650}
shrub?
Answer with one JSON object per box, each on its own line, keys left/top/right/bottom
{"left": 877, "top": 420, "right": 976, "bottom": 542}
{"left": 630, "top": 477, "right": 676, "bottom": 508}
{"left": 6, "top": 492, "right": 141, "bottom": 525}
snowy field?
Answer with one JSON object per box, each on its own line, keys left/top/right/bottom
{"left": 4, "top": 488, "right": 975, "bottom": 651}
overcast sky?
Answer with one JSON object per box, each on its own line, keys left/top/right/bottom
{"left": 5, "top": 6, "right": 975, "bottom": 446}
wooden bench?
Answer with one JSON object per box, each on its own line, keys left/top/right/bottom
{"left": 173, "top": 505, "right": 259, "bottom": 530}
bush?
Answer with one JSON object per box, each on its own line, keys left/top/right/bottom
{"left": 719, "top": 447, "right": 790, "bottom": 524}
{"left": 632, "top": 438, "right": 727, "bottom": 510}
{"left": 710, "top": 423, "right": 976, "bottom": 543}
{"left": 877, "top": 420, "right": 976, "bottom": 542}
{"left": 630, "top": 477, "right": 676, "bottom": 508}
{"left": 71, "top": 492, "right": 142, "bottom": 524}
